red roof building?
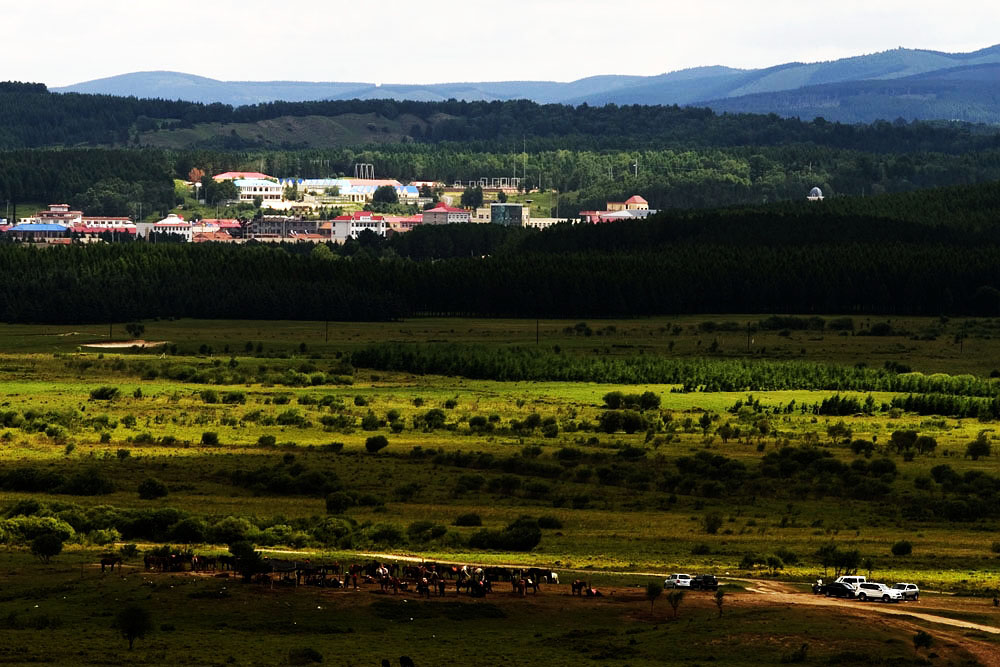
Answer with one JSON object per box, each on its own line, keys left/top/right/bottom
{"left": 423, "top": 205, "right": 471, "bottom": 226}
{"left": 213, "top": 171, "right": 274, "bottom": 181}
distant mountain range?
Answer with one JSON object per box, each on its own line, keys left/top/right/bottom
{"left": 54, "top": 44, "right": 1000, "bottom": 124}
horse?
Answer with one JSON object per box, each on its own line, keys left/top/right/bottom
{"left": 100, "top": 555, "right": 122, "bottom": 573}
{"left": 416, "top": 578, "right": 431, "bottom": 598}
{"left": 513, "top": 579, "right": 526, "bottom": 597}
{"left": 571, "top": 580, "right": 587, "bottom": 596}
{"left": 525, "top": 578, "right": 538, "bottom": 595}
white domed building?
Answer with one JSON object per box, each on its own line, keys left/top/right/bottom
{"left": 807, "top": 187, "right": 825, "bottom": 202}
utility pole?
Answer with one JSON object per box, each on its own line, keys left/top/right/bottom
{"left": 325, "top": 320, "right": 329, "bottom": 343}
{"left": 746, "top": 323, "right": 752, "bottom": 353}
{"left": 536, "top": 319, "right": 539, "bottom": 345}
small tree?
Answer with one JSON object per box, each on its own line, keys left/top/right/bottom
{"left": 365, "top": 435, "right": 389, "bottom": 454}
{"left": 891, "top": 540, "right": 913, "bottom": 556}
{"left": 125, "top": 323, "right": 145, "bottom": 339}
{"left": 966, "top": 434, "right": 991, "bottom": 460}
{"left": 714, "top": 589, "right": 725, "bottom": 617}
{"left": 372, "top": 185, "right": 399, "bottom": 205}
{"left": 703, "top": 512, "right": 723, "bottom": 535}
{"left": 666, "top": 590, "right": 686, "bottom": 620}
{"left": 31, "top": 533, "right": 63, "bottom": 563}
{"left": 862, "top": 557, "right": 875, "bottom": 579}
{"left": 460, "top": 185, "right": 484, "bottom": 208}
{"left": 138, "top": 477, "right": 168, "bottom": 500}
{"left": 646, "top": 581, "right": 663, "bottom": 613}
{"left": 113, "top": 605, "right": 154, "bottom": 650}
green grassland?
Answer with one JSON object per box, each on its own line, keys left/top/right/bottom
{"left": 3, "top": 316, "right": 1000, "bottom": 663}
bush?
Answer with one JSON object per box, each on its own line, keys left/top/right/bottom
{"left": 89, "top": 386, "right": 119, "bottom": 401}
{"left": 703, "top": 512, "right": 724, "bottom": 535}
{"left": 353, "top": 395, "right": 368, "bottom": 407}
{"left": 200, "top": 389, "right": 218, "bottom": 404}
{"left": 365, "top": 523, "right": 405, "bottom": 546}
{"left": 31, "top": 533, "right": 63, "bottom": 563}
{"left": 201, "top": 432, "right": 219, "bottom": 446}
{"left": 257, "top": 435, "right": 276, "bottom": 447}
{"left": 137, "top": 478, "right": 168, "bottom": 500}
{"left": 453, "top": 513, "right": 482, "bottom": 527}
{"left": 468, "top": 517, "right": 542, "bottom": 552}
{"left": 537, "top": 516, "right": 563, "bottom": 529}
{"left": 365, "top": 435, "right": 389, "bottom": 454}
{"left": 891, "top": 540, "right": 913, "bottom": 556}
{"left": 325, "top": 491, "right": 355, "bottom": 515}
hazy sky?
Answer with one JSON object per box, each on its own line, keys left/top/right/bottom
{"left": 7, "top": 0, "right": 1000, "bottom": 86}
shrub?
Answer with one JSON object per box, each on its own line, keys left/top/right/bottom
{"left": 361, "top": 412, "right": 380, "bottom": 431}
{"left": 31, "top": 533, "right": 63, "bottom": 563}
{"left": 365, "top": 523, "right": 405, "bottom": 546}
{"left": 200, "top": 389, "right": 218, "bottom": 404}
{"left": 537, "top": 516, "right": 563, "bottom": 529}
{"left": 703, "top": 513, "right": 724, "bottom": 535}
{"left": 169, "top": 518, "right": 206, "bottom": 543}
{"left": 200, "top": 432, "right": 219, "bottom": 446}
{"left": 453, "top": 513, "right": 482, "bottom": 527}
{"left": 257, "top": 435, "right": 276, "bottom": 447}
{"left": 353, "top": 395, "right": 368, "bottom": 407}
{"left": 325, "top": 491, "right": 355, "bottom": 515}
{"left": 891, "top": 540, "right": 913, "bottom": 556}
{"left": 468, "top": 516, "right": 542, "bottom": 552}
{"left": 137, "top": 478, "right": 168, "bottom": 500}
{"left": 365, "top": 435, "right": 389, "bottom": 454}
{"left": 444, "top": 399, "right": 458, "bottom": 409}
{"left": 89, "top": 386, "right": 119, "bottom": 401}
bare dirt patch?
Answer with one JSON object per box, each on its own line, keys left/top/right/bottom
{"left": 82, "top": 339, "right": 168, "bottom": 349}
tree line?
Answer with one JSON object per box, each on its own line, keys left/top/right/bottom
{"left": 2, "top": 86, "right": 1000, "bottom": 154}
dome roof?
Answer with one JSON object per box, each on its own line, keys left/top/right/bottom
{"left": 809, "top": 187, "right": 824, "bottom": 197}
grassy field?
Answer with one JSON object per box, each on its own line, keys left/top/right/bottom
{"left": 3, "top": 316, "right": 1000, "bottom": 663}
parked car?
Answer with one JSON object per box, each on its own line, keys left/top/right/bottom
{"left": 891, "top": 583, "right": 920, "bottom": 601}
{"left": 833, "top": 575, "right": 867, "bottom": 590}
{"left": 855, "top": 582, "right": 903, "bottom": 602}
{"left": 818, "top": 582, "right": 856, "bottom": 599}
{"left": 664, "top": 574, "right": 693, "bottom": 588}
{"left": 690, "top": 574, "right": 719, "bottom": 590}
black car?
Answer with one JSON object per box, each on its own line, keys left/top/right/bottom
{"left": 690, "top": 574, "right": 719, "bottom": 590}
{"left": 819, "top": 582, "right": 855, "bottom": 599}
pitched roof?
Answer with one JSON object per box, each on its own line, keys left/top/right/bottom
{"left": 214, "top": 171, "right": 273, "bottom": 181}
{"left": 625, "top": 195, "right": 648, "bottom": 204}
{"left": 7, "top": 223, "right": 70, "bottom": 232}
{"left": 425, "top": 205, "right": 467, "bottom": 214}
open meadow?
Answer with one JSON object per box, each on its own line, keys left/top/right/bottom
{"left": 3, "top": 316, "right": 1000, "bottom": 664}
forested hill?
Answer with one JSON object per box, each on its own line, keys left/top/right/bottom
{"left": 4, "top": 181, "right": 1000, "bottom": 323}
{"left": 1, "top": 85, "right": 1000, "bottom": 153}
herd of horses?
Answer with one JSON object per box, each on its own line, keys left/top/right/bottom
{"left": 99, "top": 552, "right": 591, "bottom": 599}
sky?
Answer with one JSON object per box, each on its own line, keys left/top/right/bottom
{"left": 5, "top": 0, "right": 1000, "bottom": 86}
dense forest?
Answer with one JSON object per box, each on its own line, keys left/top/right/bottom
{"left": 4, "top": 180, "right": 1000, "bottom": 323}
{"left": 2, "top": 85, "right": 1000, "bottom": 153}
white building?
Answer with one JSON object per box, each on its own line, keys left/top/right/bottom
{"left": 234, "top": 178, "right": 282, "bottom": 202}
{"left": 136, "top": 214, "right": 192, "bottom": 241}
{"left": 331, "top": 212, "right": 388, "bottom": 243}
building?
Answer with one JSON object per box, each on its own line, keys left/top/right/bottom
{"left": 147, "top": 214, "right": 193, "bottom": 241}
{"left": 490, "top": 203, "right": 527, "bottom": 227}
{"left": 579, "top": 195, "right": 658, "bottom": 223}
{"left": 808, "top": 187, "right": 825, "bottom": 201}
{"left": 384, "top": 214, "right": 423, "bottom": 235}
{"left": 4, "top": 223, "right": 70, "bottom": 242}
{"left": 252, "top": 216, "right": 318, "bottom": 238}
{"left": 606, "top": 195, "right": 650, "bottom": 212}
{"left": 525, "top": 218, "right": 568, "bottom": 230}
{"left": 192, "top": 230, "right": 236, "bottom": 243}
{"left": 234, "top": 178, "right": 282, "bottom": 202}
{"left": 423, "top": 204, "right": 471, "bottom": 225}
{"left": 331, "top": 211, "right": 388, "bottom": 243}
{"left": 213, "top": 171, "right": 274, "bottom": 182}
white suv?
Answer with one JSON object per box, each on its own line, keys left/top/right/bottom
{"left": 664, "top": 574, "right": 692, "bottom": 588}
{"left": 891, "top": 583, "right": 919, "bottom": 601}
{"left": 834, "top": 575, "right": 866, "bottom": 590}
{"left": 855, "top": 582, "right": 903, "bottom": 602}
